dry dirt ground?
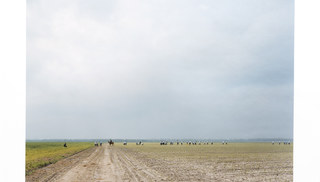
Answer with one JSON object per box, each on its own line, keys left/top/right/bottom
{"left": 26, "top": 145, "right": 165, "bottom": 182}
{"left": 26, "top": 144, "right": 292, "bottom": 182}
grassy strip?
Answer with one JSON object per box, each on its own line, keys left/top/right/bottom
{"left": 26, "top": 142, "right": 94, "bottom": 175}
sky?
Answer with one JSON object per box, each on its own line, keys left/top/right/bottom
{"left": 26, "top": 0, "right": 294, "bottom": 140}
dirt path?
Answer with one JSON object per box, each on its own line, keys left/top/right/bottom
{"left": 54, "top": 145, "right": 116, "bottom": 182}
{"left": 27, "top": 145, "right": 164, "bottom": 182}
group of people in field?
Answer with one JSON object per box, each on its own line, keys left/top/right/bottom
{"left": 93, "top": 140, "right": 114, "bottom": 146}
{"left": 94, "top": 141, "right": 103, "bottom": 146}
{"left": 67, "top": 140, "right": 292, "bottom": 148}
{"left": 159, "top": 141, "right": 226, "bottom": 145}
{"left": 272, "top": 141, "right": 291, "bottom": 145}
{"left": 159, "top": 140, "right": 291, "bottom": 146}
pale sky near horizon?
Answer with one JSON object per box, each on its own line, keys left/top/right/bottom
{"left": 27, "top": 0, "right": 294, "bottom": 139}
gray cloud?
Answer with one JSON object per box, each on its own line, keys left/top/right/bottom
{"left": 27, "top": 0, "right": 293, "bottom": 139}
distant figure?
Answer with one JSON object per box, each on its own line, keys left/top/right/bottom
{"left": 123, "top": 142, "right": 127, "bottom": 145}
{"left": 100, "top": 142, "right": 102, "bottom": 146}
{"left": 137, "top": 141, "right": 143, "bottom": 145}
{"left": 222, "top": 141, "right": 225, "bottom": 145}
{"left": 64, "top": 143, "right": 67, "bottom": 147}
{"left": 108, "top": 139, "right": 114, "bottom": 146}
{"left": 272, "top": 141, "right": 274, "bottom": 145}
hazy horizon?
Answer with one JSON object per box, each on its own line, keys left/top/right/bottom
{"left": 27, "top": 0, "right": 294, "bottom": 139}
{"left": 26, "top": 138, "right": 293, "bottom": 142}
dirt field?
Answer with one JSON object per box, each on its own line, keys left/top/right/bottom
{"left": 26, "top": 143, "right": 293, "bottom": 182}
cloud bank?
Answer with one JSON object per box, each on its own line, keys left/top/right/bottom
{"left": 27, "top": 0, "right": 294, "bottom": 139}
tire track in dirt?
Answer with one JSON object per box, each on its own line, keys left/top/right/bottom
{"left": 113, "top": 152, "right": 140, "bottom": 182}
{"left": 109, "top": 146, "right": 165, "bottom": 181}
{"left": 53, "top": 145, "right": 116, "bottom": 182}
{"left": 120, "top": 151, "right": 165, "bottom": 180}
{"left": 44, "top": 145, "right": 164, "bottom": 182}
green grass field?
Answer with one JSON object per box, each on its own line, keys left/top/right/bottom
{"left": 26, "top": 142, "right": 94, "bottom": 175}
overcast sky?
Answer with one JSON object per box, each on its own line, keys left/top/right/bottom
{"left": 26, "top": 0, "right": 293, "bottom": 140}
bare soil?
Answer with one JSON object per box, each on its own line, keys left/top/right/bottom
{"left": 26, "top": 144, "right": 292, "bottom": 182}
{"left": 27, "top": 145, "right": 165, "bottom": 182}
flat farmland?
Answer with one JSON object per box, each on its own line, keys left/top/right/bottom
{"left": 115, "top": 142, "right": 293, "bottom": 181}
{"left": 26, "top": 142, "right": 293, "bottom": 181}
